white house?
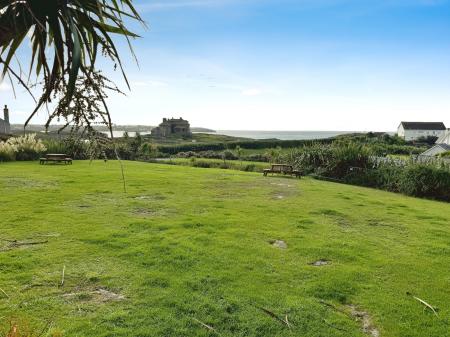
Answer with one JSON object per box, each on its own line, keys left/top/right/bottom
{"left": 421, "top": 130, "right": 450, "bottom": 156}
{"left": 397, "top": 122, "right": 446, "bottom": 141}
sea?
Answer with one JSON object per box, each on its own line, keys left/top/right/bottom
{"left": 211, "top": 130, "right": 358, "bottom": 140}
{"left": 106, "top": 130, "right": 385, "bottom": 140}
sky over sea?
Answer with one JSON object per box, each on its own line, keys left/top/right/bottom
{"left": 1, "top": 0, "right": 450, "bottom": 131}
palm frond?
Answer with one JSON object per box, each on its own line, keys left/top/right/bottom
{"left": 0, "top": 0, "right": 144, "bottom": 133}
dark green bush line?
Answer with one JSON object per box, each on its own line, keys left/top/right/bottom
{"left": 174, "top": 150, "right": 270, "bottom": 162}
{"left": 156, "top": 138, "right": 335, "bottom": 154}
{"left": 148, "top": 159, "right": 263, "bottom": 173}
{"left": 157, "top": 140, "right": 424, "bottom": 156}
{"left": 39, "top": 132, "right": 426, "bottom": 163}
{"left": 284, "top": 142, "right": 450, "bottom": 202}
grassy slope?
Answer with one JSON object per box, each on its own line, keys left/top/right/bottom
{"left": 147, "top": 133, "right": 252, "bottom": 145}
{"left": 157, "top": 158, "right": 269, "bottom": 172}
{"left": 0, "top": 161, "right": 449, "bottom": 337}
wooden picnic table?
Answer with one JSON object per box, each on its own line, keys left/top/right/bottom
{"left": 40, "top": 153, "right": 73, "bottom": 165}
{"left": 263, "top": 164, "right": 302, "bottom": 178}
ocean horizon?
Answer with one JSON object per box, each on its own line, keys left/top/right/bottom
{"left": 210, "top": 130, "right": 394, "bottom": 140}
{"left": 108, "top": 130, "right": 394, "bottom": 140}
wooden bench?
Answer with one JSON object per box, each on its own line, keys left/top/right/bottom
{"left": 263, "top": 164, "right": 302, "bottom": 178}
{"left": 40, "top": 154, "right": 73, "bottom": 165}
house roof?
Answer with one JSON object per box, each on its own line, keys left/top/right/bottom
{"left": 436, "top": 130, "right": 450, "bottom": 145}
{"left": 421, "top": 143, "right": 450, "bottom": 156}
{"left": 400, "top": 122, "right": 446, "bottom": 130}
{"left": 437, "top": 144, "right": 450, "bottom": 151}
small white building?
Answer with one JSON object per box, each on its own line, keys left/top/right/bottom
{"left": 421, "top": 130, "right": 450, "bottom": 156}
{"left": 421, "top": 143, "right": 450, "bottom": 157}
{"left": 397, "top": 122, "right": 446, "bottom": 141}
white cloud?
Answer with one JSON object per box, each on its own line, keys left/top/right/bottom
{"left": 131, "top": 80, "right": 169, "bottom": 87}
{"left": 242, "top": 88, "right": 263, "bottom": 96}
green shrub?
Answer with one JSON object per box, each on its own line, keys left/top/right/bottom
{"left": 219, "top": 162, "right": 230, "bottom": 169}
{"left": 398, "top": 164, "right": 450, "bottom": 201}
{"left": 222, "top": 150, "right": 237, "bottom": 160}
{"left": 1, "top": 134, "right": 47, "bottom": 161}
{"left": 243, "top": 164, "right": 256, "bottom": 172}
{"left": 285, "top": 142, "right": 372, "bottom": 178}
{"left": 193, "top": 160, "right": 212, "bottom": 168}
{"left": 157, "top": 138, "right": 334, "bottom": 155}
{"left": 286, "top": 141, "right": 450, "bottom": 201}
{"left": 0, "top": 141, "right": 16, "bottom": 162}
{"left": 326, "top": 142, "right": 372, "bottom": 179}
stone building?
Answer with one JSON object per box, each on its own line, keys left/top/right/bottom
{"left": 151, "top": 117, "right": 191, "bottom": 137}
{"left": 0, "top": 105, "right": 11, "bottom": 135}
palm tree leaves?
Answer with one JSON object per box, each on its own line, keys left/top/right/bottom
{"left": 0, "top": 0, "right": 144, "bottom": 131}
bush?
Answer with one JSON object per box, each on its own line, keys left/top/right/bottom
{"left": 43, "top": 139, "right": 70, "bottom": 154}
{"left": 242, "top": 153, "right": 270, "bottom": 162}
{"left": 286, "top": 141, "right": 450, "bottom": 201}
{"left": 284, "top": 142, "right": 371, "bottom": 179}
{"left": 222, "top": 150, "right": 237, "bottom": 160}
{"left": 157, "top": 138, "right": 334, "bottom": 155}
{"left": 0, "top": 141, "right": 16, "bottom": 162}
{"left": 0, "top": 134, "right": 47, "bottom": 161}
{"left": 219, "top": 162, "right": 230, "bottom": 169}
{"left": 398, "top": 164, "right": 450, "bottom": 201}
{"left": 192, "top": 160, "right": 212, "bottom": 168}
{"left": 243, "top": 164, "right": 256, "bottom": 172}
{"left": 325, "top": 142, "right": 372, "bottom": 179}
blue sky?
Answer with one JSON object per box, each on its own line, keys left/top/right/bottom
{"left": 1, "top": 0, "right": 450, "bottom": 130}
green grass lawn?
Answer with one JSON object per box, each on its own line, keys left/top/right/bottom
{"left": 0, "top": 161, "right": 449, "bottom": 337}
{"left": 158, "top": 158, "right": 269, "bottom": 172}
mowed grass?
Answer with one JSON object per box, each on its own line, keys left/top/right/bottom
{"left": 0, "top": 161, "right": 449, "bottom": 337}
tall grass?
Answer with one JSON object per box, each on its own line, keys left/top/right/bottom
{"left": 285, "top": 142, "right": 450, "bottom": 201}
{"left": 0, "top": 134, "right": 46, "bottom": 161}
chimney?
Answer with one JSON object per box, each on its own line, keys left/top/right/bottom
{"left": 3, "top": 105, "right": 9, "bottom": 124}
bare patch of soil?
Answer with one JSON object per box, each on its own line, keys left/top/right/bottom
{"left": 309, "top": 259, "right": 330, "bottom": 266}
{"left": 270, "top": 182, "right": 293, "bottom": 188}
{"left": 319, "top": 301, "right": 380, "bottom": 336}
{"left": 63, "top": 288, "right": 125, "bottom": 303}
{"left": 269, "top": 240, "right": 287, "bottom": 249}
{"left": 133, "top": 208, "right": 168, "bottom": 217}
{"left": 0, "top": 239, "right": 48, "bottom": 252}
{"left": 348, "top": 305, "right": 380, "bottom": 337}
{"left": 133, "top": 194, "right": 166, "bottom": 201}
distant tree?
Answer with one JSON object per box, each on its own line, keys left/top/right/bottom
{"left": 130, "top": 132, "right": 143, "bottom": 156}
{"left": 140, "top": 143, "right": 158, "bottom": 159}
{"left": 266, "top": 146, "right": 282, "bottom": 163}
{"left": 235, "top": 145, "right": 243, "bottom": 167}
{"left": 0, "top": 1, "right": 144, "bottom": 135}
